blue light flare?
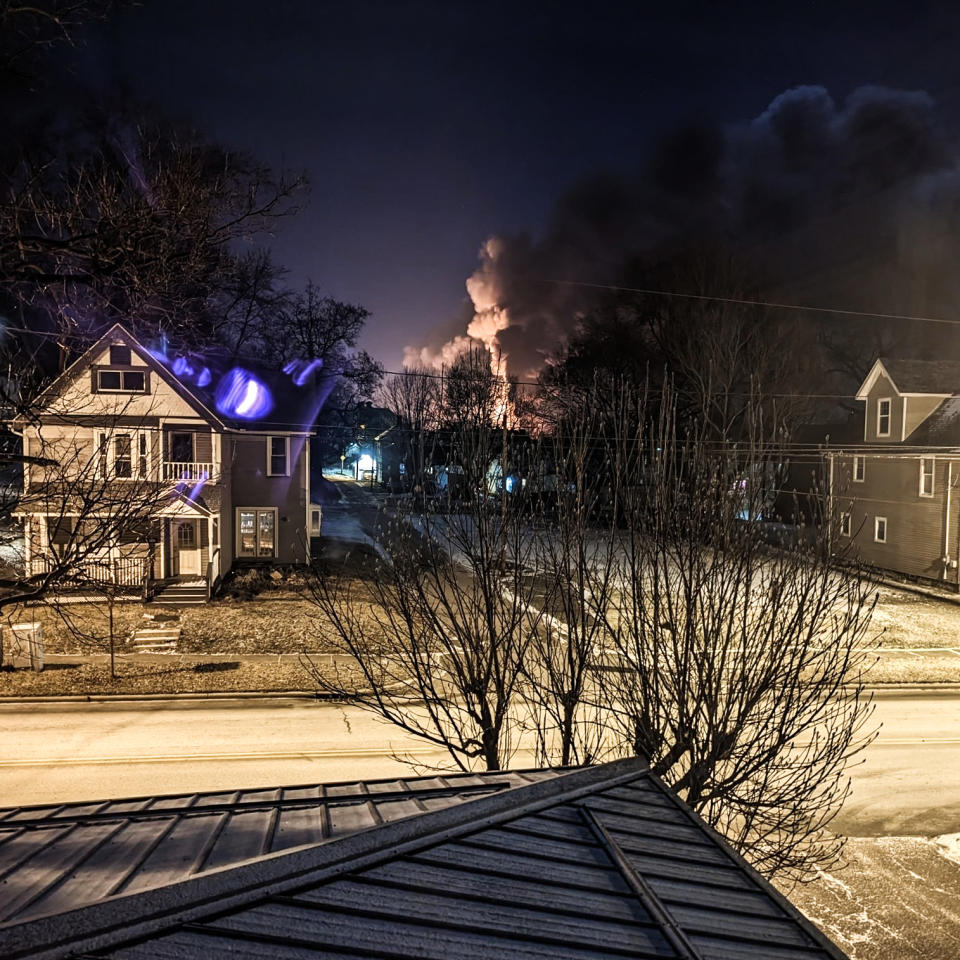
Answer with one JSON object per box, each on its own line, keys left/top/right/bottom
{"left": 215, "top": 367, "right": 273, "bottom": 419}
{"left": 283, "top": 357, "right": 324, "bottom": 387}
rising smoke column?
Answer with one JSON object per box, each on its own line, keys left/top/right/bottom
{"left": 408, "top": 84, "right": 960, "bottom": 379}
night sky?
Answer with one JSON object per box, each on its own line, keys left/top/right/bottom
{"left": 67, "top": 1, "right": 960, "bottom": 371}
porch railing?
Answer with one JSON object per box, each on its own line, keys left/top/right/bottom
{"left": 29, "top": 555, "right": 151, "bottom": 588}
{"left": 162, "top": 461, "right": 218, "bottom": 482}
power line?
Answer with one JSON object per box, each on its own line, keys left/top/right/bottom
{"left": 537, "top": 278, "right": 960, "bottom": 327}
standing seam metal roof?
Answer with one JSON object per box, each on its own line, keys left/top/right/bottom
{"left": 0, "top": 760, "right": 847, "bottom": 960}
{"left": 0, "top": 770, "right": 556, "bottom": 927}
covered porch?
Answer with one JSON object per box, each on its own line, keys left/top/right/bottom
{"left": 157, "top": 496, "right": 221, "bottom": 593}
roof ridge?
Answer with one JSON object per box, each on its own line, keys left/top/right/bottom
{"left": 0, "top": 758, "right": 648, "bottom": 960}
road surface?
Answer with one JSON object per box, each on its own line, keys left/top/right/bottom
{"left": 0, "top": 688, "right": 956, "bottom": 834}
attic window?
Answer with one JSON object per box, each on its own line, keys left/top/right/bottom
{"left": 98, "top": 369, "right": 146, "bottom": 392}
{"left": 109, "top": 344, "right": 132, "bottom": 366}
{"left": 877, "top": 398, "right": 891, "bottom": 437}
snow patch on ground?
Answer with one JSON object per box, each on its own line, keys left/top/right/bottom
{"left": 934, "top": 833, "right": 960, "bottom": 868}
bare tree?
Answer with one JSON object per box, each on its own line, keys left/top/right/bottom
{"left": 305, "top": 365, "right": 875, "bottom": 881}
{"left": 517, "top": 383, "right": 623, "bottom": 767}
{"left": 597, "top": 382, "right": 877, "bottom": 881}
{"left": 303, "top": 382, "right": 545, "bottom": 771}
{"left": 379, "top": 366, "right": 440, "bottom": 487}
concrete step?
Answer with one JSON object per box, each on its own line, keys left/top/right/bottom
{"left": 129, "top": 623, "right": 181, "bottom": 650}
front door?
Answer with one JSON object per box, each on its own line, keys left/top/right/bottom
{"left": 175, "top": 520, "right": 201, "bottom": 576}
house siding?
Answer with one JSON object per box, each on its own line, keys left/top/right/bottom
{"left": 226, "top": 434, "right": 310, "bottom": 564}
{"left": 834, "top": 454, "right": 960, "bottom": 585}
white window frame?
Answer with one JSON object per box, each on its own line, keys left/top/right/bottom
{"left": 840, "top": 512, "right": 851, "bottom": 537}
{"left": 876, "top": 398, "right": 891, "bottom": 438}
{"left": 267, "top": 436, "right": 290, "bottom": 477}
{"left": 853, "top": 455, "right": 865, "bottom": 483}
{"left": 235, "top": 507, "right": 278, "bottom": 558}
{"left": 95, "top": 429, "right": 152, "bottom": 480}
{"left": 874, "top": 516, "right": 887, "bottom": 543}
{"left": 97, "top": 369, "right": 147, "bottom": 393}
{"left": 920, "top": 458, "right": 935, "bottom": 498}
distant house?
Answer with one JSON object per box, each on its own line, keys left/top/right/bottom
{"left": 12, "top": 324, "right": 321, "bottom": 601}
{"left": 0, "top": 757, "right": 847, "bottom": 959}
{"left": 828, "top": 357, "right": 960, "bottom": 587}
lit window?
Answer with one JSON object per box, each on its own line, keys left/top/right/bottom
{"left": 853, "top": 456, "right": 865, "bottom": 482}
{"left": 840, "top": 513, "right": 851, "bottom": 537}
{"left": 920, "top": 458, "right": 935, "bottom": 497}
{"left": 874, "top": 516, "right": 887, "bottom": 543}
{"left": 268, "top": 437, "right": 289, "bottom": 476}
{"left": 237, "top": 508, "right": 277, "bottom": 558}
{"left": 877, "top": 398, "right": 891, "bottom": 437}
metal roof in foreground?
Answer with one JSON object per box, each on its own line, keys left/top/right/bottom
{"left": 0, "top": 759, "right": 848, "bottom": 960}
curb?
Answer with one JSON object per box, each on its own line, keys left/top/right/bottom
{"left": 2, "top": 681, "right": 960, "bottom": 707}
{"left": 0, "top": 690, "right": 340, "bottom": 705}
{"left": 877, "top": 577, "right": 960, "bottom": 605}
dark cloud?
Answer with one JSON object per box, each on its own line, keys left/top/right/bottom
{"left": 413, "top": 84, "right": 960, "bottom": 378}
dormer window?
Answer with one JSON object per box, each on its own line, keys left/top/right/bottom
{"left": 97, "top": 369, "right": 146, "bottom": 392}
{"left": 877, "top": 398, "right": 891, "bottom": 437}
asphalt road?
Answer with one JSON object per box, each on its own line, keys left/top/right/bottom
{"left": 834, "top": 686, "right": 960, "bottom": 837}
{"left": 0, "top": 688, "right": 958, "bottom": 836}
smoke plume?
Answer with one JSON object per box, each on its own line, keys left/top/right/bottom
{"left": 408, "top": 84, "right": 960, "bottom": 379}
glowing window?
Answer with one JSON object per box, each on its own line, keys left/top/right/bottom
{"left": 236, "top": 508, "right": 276, "bottom": 558}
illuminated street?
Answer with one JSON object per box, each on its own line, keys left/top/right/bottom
{"left": 0, "top": 690, "right": 956, "bottom": 838}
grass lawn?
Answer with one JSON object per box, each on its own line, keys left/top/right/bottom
{"left": 2, "top": 574, "right": 959, "bottom": 695}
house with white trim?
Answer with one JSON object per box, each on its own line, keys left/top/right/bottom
{"left": 828, "top": 357, "right": 960, "bottom": 587}
{"left": 12, "top": 324, "right": 324, "bottom": 602}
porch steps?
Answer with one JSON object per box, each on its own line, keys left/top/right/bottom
{"left": 153, "top": 581, "right": 208, "bottom": 607}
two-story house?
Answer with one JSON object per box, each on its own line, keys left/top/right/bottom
{"left": 828, "top": 357, "right": 960, "bottom": 587}
{"left": 13, "top": 324, "right": 323, "bottom": 601}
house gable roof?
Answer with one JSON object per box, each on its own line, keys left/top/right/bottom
{"left": 0, "top": 760, "right": 846, "bottom": 960}
{"left": 857, "top": 358, "right": 960, "bottom": 400}
{"left": 17, "top": 324, "right": 225, "bottom": 430}
{"left": 18, "top": 324, "right": 323, "bottom": 434}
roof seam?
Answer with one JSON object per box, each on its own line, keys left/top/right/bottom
{"left": 580, "top": 804, "right": 701, "bottom": 960}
